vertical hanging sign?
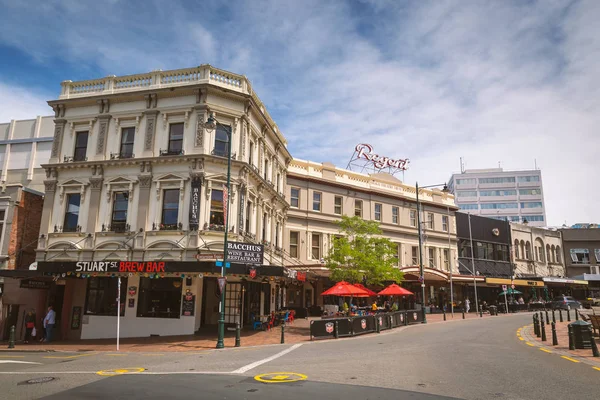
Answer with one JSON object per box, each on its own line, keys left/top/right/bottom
{"left": 222, "top": 184, "right": 229, "bottom": 228}
{"left": 189, "top": 178, "right": 201, "bottom": 231}
{"left": 217, "top": 276, "right": 227, "bottom": 294}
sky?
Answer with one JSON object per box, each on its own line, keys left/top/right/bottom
{"left": 0, "top": 0, "right": 598, "bottom": 226}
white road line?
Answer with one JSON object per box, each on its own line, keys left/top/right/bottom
{"left": 231, "top": 344, "right": 303, "bottom": 374}
{"left": 0, "top": 371, "right": 93, "bottom": 374}
{"left": 0, "top": 360, "right": 41, "bottom": 364}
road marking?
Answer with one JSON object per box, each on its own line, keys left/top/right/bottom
{"left": 539, "top": 348, "right": 552, "bottom": 353}
{"left": 0, "top": 360, "right": 41, "bottom": 364}
{"left": 105, "top": 354, "right": 128, "bottom": 356}
{"left": 0, "top": 371, "right": 93, "bottom": 374}
{"left": 254, "top": 372, "right": 307, "bottom": 383}
{"left": 97, "top": 367, "right": 145, "bottom": 376}
{"left": 519, "top": 337, "right": 524, "bottom": 341}
{"left": 231, "top": 344, "right": 303, "bottom": 374}
{"left": 142, "top": 354, "right": 164, "bottom": 356}
{"left": 593, "top": 367, "right": 600, "bottom": 371}
{"left": 0, "top": 355, "right": 25, "bottom": 358}
{"left": 44, "top": 353, "right": 94, "bottom": 359}
{"left": 526, "top": 342, "right": 535, "bottom": 347}
{"left": 561, "top": 356, "right": 580, "bottom": 363}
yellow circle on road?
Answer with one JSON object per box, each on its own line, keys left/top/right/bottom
{"left": 254, "top": 372, "right": 307, "bottom": 383}
{"left": 96, "top": 367, "right": 145, "bottom": 376}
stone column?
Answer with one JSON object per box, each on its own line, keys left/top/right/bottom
{"left": 50, "top": 119, "right": 67, "bottom": 163}
{"left": 137, "top": 166, "right": 152, "bottom": 232}
{"left": 143, "top": 110, "right": 159, "bottom": 157}
{"left": 95, "top": 115, "right": 112, "bottom": 159}
{"left": 40, "top": 179, "right": 57, "bottom": 238}
{"left": 257, "top": 200, "right": 264, "bottom": 242}
{"left": 87, "top": 177, "right": 103, "bottom": 233}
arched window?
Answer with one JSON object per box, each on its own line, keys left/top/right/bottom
{"left": 556, "top": 246, "right": 562, "bottom": 264}
{"left": 551, "top": 245, "right": 556, "bottom": 263}
{"left": 514, "top": 240, "right": 520, "bottom": 259}
{"left": 546, "top": 245, "right": 551, "bottom": 264}
{"left": 525, "top": 242, "right": 531, "bottom": 260}
{"left": 520, "top": 240, "right": 525, "bottom": 260}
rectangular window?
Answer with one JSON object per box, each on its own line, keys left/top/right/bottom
{"left": 442, "top": 215, "right": 449, "bottom": 232}
{"left": 0, "top": 210, "right": 5, "bottom": 247}
{"left": 334, "top": 196, "right": 343, "bottom": 215}
{"left": 457, "top": 191, "right": 478, "bottom": 198}
{"left": 456, "top": 178, "right": 476, "bottom": 185}
{"left": 213, "top": 124, "right": 230, "bottom": 157}
{"left": 73, "top": 131, "right": 88, "bottom": 161}
{"left": 245, "top": 201, "right": 251, "bottom": 233}
{"left": 522, "top": 215, "right": 544, "bottom": 222}
{"left": 570, "top": 249, "right": 590, "bottom": 264}
{"left": 459, "top": 239, "right": 472, "bottom": 258}
{"left": 137, "top": 277, "right": 182, "bottom": 319}
{"left": 479, "top": 177, "right": 516, "bottom": 184}
{"left": 428, "top": 248, "right": 435, "bottom": 268}
{"left": 120, "top": 127, "right": 135, "bottom": 158}
{"left": 518, "top": 176, "right": 540, "bottom": 183}
{"left": 480, "top": 190, "right": 517, "bottom": 196}
{"left": 161, "top": 189, "right": 180, "bottom": 229}
{"left": 290, "top": 188, "right": 300, "bottom": 208}
{"left": 354, "top": 200, "right": 363, "bottom": 217}
{"left": 289, "top": 232, "right": 299, "bottom": 258}
{"left": 459, "top": 204, "right": 479, "bottom": 210}
{"left": 311, "top": 233, "right": 321, "bottom": 260}
{"left": 276, "top": 173, "right": 281, "bottom": 192}
{"left": 374, "top": 203, "right": 382, "bottom": 221}
{"left": 249, "top": 142, "right": 254, "bottom": 165}
{"left": 313, "top": 192, "right": 322, "bottom": 212}
{"left": 520, "top": 202, "right": 543, "bottom": 209}
{"left": 410, "top": 210, "right": 417, "bottom": 227}
{"left": 85, "top": 277, "right": 127, "bottom": 316}
{"left": 392, "top": 207, "right": 399, "bottom": 224}
{"left": 594, "top": 249, "right": 600, "bottom": 263}
{"left": 168, "top": 123, "right": 184, "bottom": 154}
{"left": 519, "top": 189, "right": 541, "bottom": 196}
{"left": 209, "top": 189, "right": 224, "bottom": 227}
{"left": 411, "top": 246, "right": 419, "bottom": 265}
{"left": 426, "top": 213, "right": 434, "bottom": 230}
{"left": 264, "top": 159, "right": 269, "bottom": 180}
{"left": 63, "top": 193, "right": 81, "bottom": 232}
{"left": 111, "top": 192, "right": 129, "bottom": 232}
{"left": 443, "top": 249, "right": 450, "bottom": 271}
{"left": 480, "top": 203, "right": 518, "bottom": 209}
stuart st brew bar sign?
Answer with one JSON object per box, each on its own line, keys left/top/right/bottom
{"left": 226, "top": 241, "right": 264, "bottom": 264}
{"left": 355, "top": 143, "right": 409, "bottom": 171}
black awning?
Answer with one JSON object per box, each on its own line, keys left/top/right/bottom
{"left": 0, "top": 269, "right": 49, "bottom": 279}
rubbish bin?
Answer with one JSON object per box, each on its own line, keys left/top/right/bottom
{"left": 569, "top": 320, "right": 593, "bottom": 349}
{"left": 488, "top": 306, "right": 497, "bottom": 316}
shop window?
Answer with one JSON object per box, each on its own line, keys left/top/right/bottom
{"left": 73, "top": 131, "right": 88, "bottom": 161}
{"left": 374, "top": 203, "right": 382, "bottom": 221}
{"left": 63, "top": 193, "right": 81, "bottom": 232}
{"left": 85, "top": 277, "right": 127, "bottom": 316}
{"left": 210, "top": 189, "right": 224, "bottom": 227}
{"left": 289, "top": 231, "right": 299, "bottom": 258}
{"left": 354, "top": 200, "right": 362, "bottom": 217}
{"left": 334, "top": 196, "right": 343, "bottom": 215}
{"left": 137, "top": 277, "right": 182, "bottom": 319}
{"left": 120, "top": 127, "right": 135, "bottom": 158}
{"left": 459, "top": 239, "right": 472, "bottom": 258}
{"left": 161, "top": 189, "right": 180, "bottom": 229}
{"left": 290, "top": 188, "right": 300, "bottom": 208}
{"left": 168, "top": 123, "right": 184, "bottom": 154}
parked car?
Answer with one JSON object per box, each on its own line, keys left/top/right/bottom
{"left": 549, "top": 296, "right": 582, "bottom": 310}
{"left": 581, "top": 297, "right": 600, "bottom": 309}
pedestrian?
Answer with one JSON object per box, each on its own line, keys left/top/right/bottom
{"left": 43, "top": 306, "right": 56, "bottom": 343}
{"left": 465, "top": 298, "right": 471, "bottom": 313}
{"left": 24, "top": 309, "right": 36, "bottom": 344}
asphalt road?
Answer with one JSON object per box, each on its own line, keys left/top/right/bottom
{"left": 0, "top": 313, "right": 597, "bottom": 400}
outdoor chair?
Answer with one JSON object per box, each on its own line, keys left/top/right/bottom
{"left": 589, "top": 315, "right": 600, "bottom": 337}
{"left": 263, "top": 315, "right": 274, "bottom": 331}
{"left": 252, "top": 314, "right": 263, "bottom": 331}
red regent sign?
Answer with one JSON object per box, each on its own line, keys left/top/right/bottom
{"left": 355, "top": 143, "right": 409, "bottom": 171}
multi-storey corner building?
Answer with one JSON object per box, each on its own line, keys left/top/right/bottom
{"left": 559, "top": 226, "right": 600, "bottom": 298}
{"left": 31, "top": 66, "right": 297, "bottom": 339}
{"left": 284, "top": 159, "right": 477, "bottom": 310}
{"left": 448, "top": 168, "right": 546, "bottom": 227}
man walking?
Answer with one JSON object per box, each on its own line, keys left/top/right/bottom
{"left": 43, "top": 306, "right": 56, "bottom": 343}
{"left": 465, "top": 298, "right": 471, "bottom": 314}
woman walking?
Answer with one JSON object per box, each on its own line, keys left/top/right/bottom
{"left": 24, "top": 309, "right": 36, "bottom": 344}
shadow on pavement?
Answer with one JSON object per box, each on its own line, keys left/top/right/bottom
{"left": 42, "top": 373, "right": 460, "bottom": 400}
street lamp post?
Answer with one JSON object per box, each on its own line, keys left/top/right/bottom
{"left": 415, "top": 182, "right": 449, "bottom": 324}
{"left": 199, "top": 113, "right": 231, "bottom": 349}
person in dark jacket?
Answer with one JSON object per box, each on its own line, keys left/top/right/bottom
{"left": 24, "top": 309, "right": 36, "bottom": 344}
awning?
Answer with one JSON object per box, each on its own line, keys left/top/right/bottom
{"left": 0, "top": 269, "right": 49, "bottom": 279}
{"left": 542, "top": 277, "right": 588, "bottom": 285}
{"left": 486, "top": 277, "right": 544, "bottom": 287}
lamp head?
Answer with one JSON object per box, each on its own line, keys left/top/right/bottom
{"left": 205, "top": 112, "right": 217, "bottom": 132}
{"left": 442, "top": 183, "right": 449, "bottom": 193}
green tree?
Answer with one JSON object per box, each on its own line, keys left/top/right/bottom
{"left": 325, "top": 215, "right": 404, "bottom": 286}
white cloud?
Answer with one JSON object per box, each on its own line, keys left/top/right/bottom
{"left": 0, "top": 83, "right": 51, "bottom": 121}
{"left": 0, "top": 0, "right": 598, "bottom": 225}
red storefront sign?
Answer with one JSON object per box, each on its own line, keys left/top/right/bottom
{"left": 118, "top": 262, "right": 166, "bottom": 273}
{"left": 297, "top": 272, "right": 306, "bottom": 282}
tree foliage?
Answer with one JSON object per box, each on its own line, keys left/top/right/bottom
{"left": 325, "top": 215, "right": 404, "bottom": 285}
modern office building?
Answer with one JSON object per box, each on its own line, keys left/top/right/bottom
{"left": 559, "top": 226, "right": 600, "bottom": 298}
{"left": 448, "top": 168, "right": 546, "bottom": 227}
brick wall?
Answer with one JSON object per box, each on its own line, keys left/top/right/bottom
{"left": 7, "top": 190, "right": 44, "bottom": 269}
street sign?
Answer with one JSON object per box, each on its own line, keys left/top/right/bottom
{"left": 217, "top": 277, "right": 227, "bottom": 294}
{"left": 227, "top": 241, "right": 264, "bottom": 264}
{"left": 502, "top": 284, "right": 507, "bottom": 291}
{"left": 215, "top": 260, "right": 230, "bottom": 268}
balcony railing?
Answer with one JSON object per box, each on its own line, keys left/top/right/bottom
{"left": 110, "top": 152, "right": 135, "bottom": 160}
{"left": 211, "top": 149, "right": 237, "bottom": 160}
{"left": 102, "top": 223, "right": 130, "bottom": 233}
{"left": 160, "top": 149, "right": 185, "bottom": 156}
{"left": 152, "top": 222, "right": 183, "bottom": 231}
{"left": 64, "top": 156, "right": 87, "bottom": 163}
{"left": 204, "top": 222, "right": 225, "bottom": 232}
{"left": 54, "top": 225, "right": 82, "bottom": 233}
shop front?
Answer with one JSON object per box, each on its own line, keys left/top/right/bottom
{"left": 542, "top": 277, "right": 589, "bottom": 300}
{"left": 485, "top": 277, "right": 546, "bottom": 303}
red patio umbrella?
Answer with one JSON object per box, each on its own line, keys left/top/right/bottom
{"left": 378, "top": 284, "right": 414, "bottom": 296}
{"left": 353, "top": 283, "right": 377, "bottom": 297}
{"left": 321, "top": 281, "right": 371, "bottom": 297}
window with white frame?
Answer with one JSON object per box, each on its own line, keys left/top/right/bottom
{"left": 334, "top": 196, "right": 343, "bottom": 215}
{"left": 161, "top": 189, "right": 180, "bottom": 230}
{"left": 289, "top": 231, "right": 299, "bottom": 258}
{"left": 119, "top": 127, "right": 135, "bottom": 158}
{"left": 167, "top": 123, "right": 184, "bottom": 154}
{"left": 311, "top": 233, "right": 321, "bottom": 259}
{"left": 570, "top": 248, "right": 589, "bottom": 264}
{"left": 290, "top": 188, "right": 300, "bottom": 208}
{"left": 374, "top": 203, "right": 382, "bottom": 221}
{"left": 110, "top": 192, "right": 129, "bottom": 232}
{"left": 442, "top": 215, "right": 449, "bottom": 232}
{"left": 392, "top": 207, "right": 399, "bottom": 224}
{"left": 410, "top": 210, "right": 417, "bottom": 227}
{"left": 411, "top": 246, "right": 419, "bottom": 265}
{"left": 443, "top": 249, "right": 450, "bottom": 271}
{"left": 428, "top": 247, "right": 436, "bottom": 268}
{"left": 0, "top": 210, "right": 5, "bottom": 248}
{"left": 313, "top": 192, "right": 322, "bottom": 212}
{"left": 63, "top": 193, "right": 81, "bottom": 232}
{"left": 73, "top": 131, "right": 89, "bottom": 162}
{"left": 426, "top": 213, "right": 434, "bottom": 230}
{"left": 354, "top": 200, "right": 362, "bottom": 217}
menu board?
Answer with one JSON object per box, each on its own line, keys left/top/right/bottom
{"left": 182, "top": 295, "right": 195, "bottom": 316}
{"left": 71, "top": 306, "right": 82, "bottom": 330}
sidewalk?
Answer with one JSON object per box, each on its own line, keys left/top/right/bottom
{"left": 520, "top": 312, "right": 600, "bottom": 368}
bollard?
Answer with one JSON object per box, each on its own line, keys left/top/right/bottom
{"left": 479, "top": 309, "right": 483, "bottom": 318}
{"left": 404, "top": 312, "right": 408, "bottom": 326}
{"left": 535, "top": 314, "right": 540, "bottom": 337}
{"left": 280, "top": 322, "right": 285, "bottom": 344}
{"left": 559, "top": 309, "right": 563, "bottom": 323}
{"left": 235, "top": 322, "right": 241, "bottom": 348}
{"left": 462, "top": 308, "right": 465, "bottom": 319}
{"left": 575, "top": 309, "right": 579, "bottom": 321}
{"left": 591, "top": 335, "right": 600, "bottom": 357}
{"left": 421, "top": 308, "right": 427, "bottom": 324}
{"left": 334, "top": 321, "right": 339, "bottom": 339}
{"left": 551, "top": 321, "right": 558, "bottom": 346}
{"left": 552, "top": 309, "right": 556, "bottom": 324}
{"left": 376, "top": 316, "right": 381, "bottom": 333}
{"left": 567, "top": 307, "right": 571, "bottom": 322}
{"left": 443, "top": 309, "right": 446, "bottom": 321}
{"left": 533, "top": 314, "right": 538, "bottom": 336}
{"left": 545, "top": 310, "right": 550, "bottom": 324}
{"left": 568, "top": 325, "right": 575, "bottom": 351}
{"left": 541, "top": 318, "right": 547, "bottom": 342}
{"left": 8, "top": 325, "right": 15, "bottom": 349}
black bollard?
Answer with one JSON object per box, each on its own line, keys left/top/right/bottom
{"left": 567, "top": 307, "right": 571, "bottom": 322}
{"left": 541, "top": 318, "right": 547, "bottom": 342}
{"left": 591, "top": 334, "right": 600, "bottom": 357}
{"left": 552, "top": 309, "right": 556, "bottom": 324}
{"left": 533, "top": 314, "right": 538, "bottom": 336}
{"left": 535, "top": 315, "right": 540, "bottom": 337}
{"left": 480, "top": 309, "right": 483, "bottom": 318}
{"left": 545, "top": 310, "right": 550, "bottom": 324}
{"left": 575, "top": 309, "right": 579, "bottom": 321}
{"left": 376, "top": 316, "right": 381, "bottom": 333}
{"left": 551, "top": 321, "right": 558, "bottom": 346}
{"left": 559, "top": 309, "right": 563, "bottom": 323}
{"left": 462, "top": 308, "right": 465, "bottom": 319}
{"left": 443, "top": 309, "right": 446, "bottom": 321}
{"left": 568, "top": 325, "right": 575, "bottom": 350}
{"left": 235, "top": 322, "right": 241, "bottom": 347}
{"left": 8, "top": 325, "right": 15, "bottom": 349}
{"left": 280, "top": 322, "right": 285, "bottom": 344}
{"left": 421, "top": 308, "right": 427, "bottom": 324}
{"left": 334, "top": 321, "right": 339, "bottom": 339}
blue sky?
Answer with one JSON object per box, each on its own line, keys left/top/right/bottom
{"left": 0, "top": 0, "right": 598, "bottom": 226}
